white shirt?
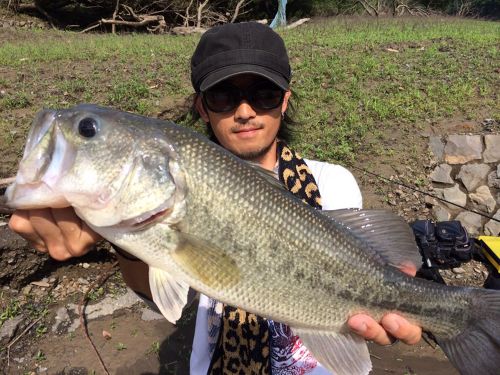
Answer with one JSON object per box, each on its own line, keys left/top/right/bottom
{"left": 190, "top": 160, "right": 362, "bottom": 375}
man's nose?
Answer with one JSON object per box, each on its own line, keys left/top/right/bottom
{"left": 234, "top": 100, "right": 256, "bottom": 121}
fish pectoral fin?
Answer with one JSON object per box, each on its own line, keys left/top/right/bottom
{"left": 149, "top": 266, "right": 189, "bottom": 324}
{"left": 321, "top": 209, "right": 422, "bottom": 272}
{"left": 291, "top": 326, "right": 372, "bottom": 375}
{"left": 171, "top": 233, "right": 241, "bottom": 289}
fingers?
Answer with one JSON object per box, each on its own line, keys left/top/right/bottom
{"left": 398, "top": 262, "right": 417, "bottom": 277}
{"left": 51, "top": 207, "right": 102, "bottom": 256}
{"left": 8, "top": 210, "right": 47, "bottom": 252}
{"left": 28, "top": 209, "right": 73, "bottom": 260}
{"left": 348, "top": 313, "right": 422, "bottom": 346}
{"left": 380, "top": 313, "right": 422, "bottom": 345}
{"left": 8, "top": 208, "right": 102, "bottom": 261}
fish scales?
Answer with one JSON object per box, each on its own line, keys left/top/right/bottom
{"left": 149, "top": 120, "right": 472, "bottom": 334}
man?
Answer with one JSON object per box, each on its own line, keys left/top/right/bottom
{"left": 9, "top": 22, "right": 421, "bottom": 374}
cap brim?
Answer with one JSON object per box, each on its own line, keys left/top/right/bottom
{"left": 199, "top": 65, "right": 289, "bottom": 92}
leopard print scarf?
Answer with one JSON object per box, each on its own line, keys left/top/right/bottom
{"left": 207, "top": 140, "right": 322, "bottom": 375}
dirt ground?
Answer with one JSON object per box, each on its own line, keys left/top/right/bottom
{"left": 0, "top": 11, "right": 497, "bottom": 375}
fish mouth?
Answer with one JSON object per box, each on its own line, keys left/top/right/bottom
{"left": 6, "top": 109, "right": 74, "bottom": 208}
{"left": 113, "top": 202, "right": 173, "bottom": 230}
{"left": 23, "top": 110, "right": 57, "bottom": 157}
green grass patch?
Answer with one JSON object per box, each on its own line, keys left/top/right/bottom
{"left": 0, "top": 17, "right": 498, "bottom": 164}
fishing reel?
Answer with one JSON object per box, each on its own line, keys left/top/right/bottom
{"left": 411, "top": 220, "right": 500, "bottom": 290}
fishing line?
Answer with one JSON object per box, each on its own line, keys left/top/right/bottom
{"left": 347, "top": 164, "right": 500, "bottom": 224}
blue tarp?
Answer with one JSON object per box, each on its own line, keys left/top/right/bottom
{"left": 270, "top": 0, "right": 287, "bottom": 28}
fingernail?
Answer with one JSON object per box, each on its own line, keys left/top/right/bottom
{"left": 384, "top": 319, "right": 399, "bottom": 334}
{"left": 353, "top": 322, "right": 367, "bottom": 334}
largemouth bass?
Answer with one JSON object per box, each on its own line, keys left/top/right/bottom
{"left": 6, "top": 104, "right": 500, "bottom": 375}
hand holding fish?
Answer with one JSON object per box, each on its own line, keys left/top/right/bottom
{"left": 348, "top": 303, "right": 422, "bottom": 346}
{"left": 9, "top": 207, "right": 101, "bottom": 260}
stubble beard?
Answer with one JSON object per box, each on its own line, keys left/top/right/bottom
{"left": 232, "top": 138, "right": 276, "bottom": 162}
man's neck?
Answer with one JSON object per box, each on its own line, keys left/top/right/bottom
{"left": 251, "top": 140, "right": 278, "bottom": 171}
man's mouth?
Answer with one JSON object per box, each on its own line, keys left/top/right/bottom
{"left": 233, "top": 126, "right": 263, "bottom": 135}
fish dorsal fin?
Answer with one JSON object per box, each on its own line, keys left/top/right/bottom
{"left": 321, "top": 209, "right": 422, "bottom": 271}
{"left": 246, "top": 161, "right": 286, "bottom": 190}
{"left": 149, "top": 266, "right": 189, "bottom": 324}
{"left": 291, "top": 326, "right": 372, "bottom": 375}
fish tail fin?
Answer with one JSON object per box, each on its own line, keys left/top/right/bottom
{"left": 436, "top": 289, "right": 500, "bottom": 375}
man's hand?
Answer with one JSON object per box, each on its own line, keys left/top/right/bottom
{"left": 347, "top": 313, "right": 421, "bottom": 345}
{"left": 347, "top": 263, "right": 422, "bottom": 345}
{"left": 8, "top": 208, "right": 102, "bottom": 260}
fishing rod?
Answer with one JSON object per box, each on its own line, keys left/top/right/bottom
{"left": 347, "top": 163, "right": 500, "bottom": 224}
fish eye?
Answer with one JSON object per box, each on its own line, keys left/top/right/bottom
{"left": 78, "top": 117, "right": 99, "bottom": 138}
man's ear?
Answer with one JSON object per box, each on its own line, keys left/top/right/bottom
{"left": 281, "top": 90, "right": 291, "bottom": 114}
{"left": 195, "top": 95, "right": 210, "bottom": 123}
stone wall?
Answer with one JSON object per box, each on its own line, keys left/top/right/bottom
{"left": 427, "top": 134, "right": 500, "bottom": 236}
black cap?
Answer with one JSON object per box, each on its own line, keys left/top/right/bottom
{"left": 191, "top": 22, "right": 291, "bottom": 92}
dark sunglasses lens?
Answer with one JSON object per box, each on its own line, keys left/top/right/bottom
{"left": 204, "top": 89, "right": 237, "bottom": 112}
{"left": 203, "top": 82, "right": 285, "bottom": 112}
{"left": 251, "top": 85, "right": 284, "bottom": 110}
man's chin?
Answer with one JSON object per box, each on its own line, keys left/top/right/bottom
{"left": 233, "top": 142, "right": 275, "bottom": 162}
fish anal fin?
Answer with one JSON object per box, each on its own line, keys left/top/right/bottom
{"left": 149, "top": 266, "right": 189, "bottom": 324}
{"left": 291, "top": 326, "right": 372, "bottom": 375}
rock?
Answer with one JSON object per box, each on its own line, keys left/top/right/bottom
{"left": 432, "top": 205, "right": 451, "bottom": 221}
{"left": 141, "top": 308, "right": 164, "bottom": 321}
{"left": 436, "top": 184, "right": 467, "bottom": 209}
{"left": 22, "top": 285, "right": 32, "bottom": 296}
{"left": 77, "top": 277, "right": 89, "bottom": 285}
{"left": 483, "top": 134, "right": 500, "bottom": 163}
{"left": 424, "top": 195, "right": 438, "bottom": 206}
{"left": 488, "top": 170, "right": 500, "bottom": 189}
{"left": 484, "top": 210, "right": 500, "bottom": 236}
{"left": 444, "top": 135, "right": 482, "bottom": 164}
{"left": 429, "top": 164, "right": 454, "bottom": 184}
{"left": 51, "top": 307, "right": 70, "bottom": 333}
{"left": 469, "top": 186, "right": 497, "bottom": 213}
{"left": 31, "top": 281, "right": 50, "bottom": 288}
{"left": 0, "top": 316, "right": 23, "bottom": 341}
{"left": 452, "top": 267, "right": 466, "bottom": 274}
{"left": 428, "top": 136, "right": 445, "bottom": 162}
{"left": 82, "top": 263, "right": 90, "bottom": 269}
{"left": 457, "top": 163, "right": 491, "bottom": 192}
{"left": 455, "top": 211, "right": 483, "bottom": 236}
{"left": 67, "top": 289, "right": 141, "bottom": 332}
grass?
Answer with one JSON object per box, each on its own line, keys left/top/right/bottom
{"left": 0, "top": 16, "right": 498, "bottom": 167}
{"left": 0, "top": 298, "right": 20, "bottom": 327}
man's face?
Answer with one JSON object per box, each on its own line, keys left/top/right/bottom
{"left": 196, "top": 74, "right": 291, "bottom": 163}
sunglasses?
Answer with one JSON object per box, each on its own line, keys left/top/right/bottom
{"left": 202, "top": 81, "right": 285, "bottom": 113}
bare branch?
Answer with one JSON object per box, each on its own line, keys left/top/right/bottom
{"left": 231, "top": 0, "right": 249, "bottom": 23}
{"left": 357, "top": 0, "right": 378, "bottom": 16}
{"left": 197, "top": 0, "right": 210, "bottom": 29}
{"left": 111, "top": 0, "right": 120, "bottom": 34}
{"left": 80, "top": 21, "right": 102, "bottom": 33}
{"left": 100, "top": 15, "right": 165, "bottom": 28}
{"left": 285, "top": 18, "right": 310, "bottom": 29}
